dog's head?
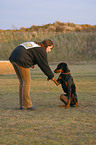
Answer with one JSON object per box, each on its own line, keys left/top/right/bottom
{"left": 54, "top": 62, "right": 70, "bottom": 73}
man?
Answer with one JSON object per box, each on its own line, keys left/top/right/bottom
{"left": 9, "top": 39, "right": 56, "bottom": 110}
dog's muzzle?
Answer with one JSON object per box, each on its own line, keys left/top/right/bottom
{"left": 54, "top": 69, "right": 60, "bottom": 73}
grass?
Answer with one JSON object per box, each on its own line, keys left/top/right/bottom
{"left": 0, "top": 64, "right": 96, "bottom": 145}
{"left": 0, "top": 31, "right": 96, "bottom": 63}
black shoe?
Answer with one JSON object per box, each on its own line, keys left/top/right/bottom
{"left": 27, "top": 106, "right": 35, "bottom": 110}
{"left": 20, "top": 107, "right": 23, "bottom": 110}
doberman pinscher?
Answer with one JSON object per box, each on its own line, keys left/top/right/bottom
{"left": 54, "top": 62, "right": 78, "bottom": 109}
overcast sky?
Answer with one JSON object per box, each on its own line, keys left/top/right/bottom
{"left": 0, "top": 0, "right": 96, "bottom": 30}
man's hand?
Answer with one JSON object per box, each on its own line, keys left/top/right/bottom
{"left": 47, "top": 78, "right": 50, "bottom": 81}
{"left": 31, "top": 65, "right": 34, "bottom": 68}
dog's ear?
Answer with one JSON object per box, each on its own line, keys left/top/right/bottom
{"left": 61, "top": 63, "right": 70, "bottom": 73}
{"left": 62, "top": 63, "right": 67, "bottom": 72}
{"left": 66, "top": 66, "right": 70, "bottom": 72}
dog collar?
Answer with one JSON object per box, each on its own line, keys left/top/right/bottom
{"left": 62, "top": 72, "right": 70, "bottom": 75}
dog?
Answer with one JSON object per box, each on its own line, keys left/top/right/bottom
{"left": 54, "top": 62, "right": 78, "bottom": 109}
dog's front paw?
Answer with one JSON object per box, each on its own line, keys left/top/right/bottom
{"left": 65, "top": 105, "right": 70, "bottom": 109}
{"left": 75, "top": 103, "right": 78, "bottom": 107}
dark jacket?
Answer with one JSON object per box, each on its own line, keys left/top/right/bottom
{"left": 9, "top": 43, "right": 54, "bottom": 79}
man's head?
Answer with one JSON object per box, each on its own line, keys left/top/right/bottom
{"left": 42, "top": 39, "right": 54, "bottom": 53}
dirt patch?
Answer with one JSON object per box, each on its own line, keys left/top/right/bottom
{"left": 0, "top": 61, "right": 15, "bottom": 75}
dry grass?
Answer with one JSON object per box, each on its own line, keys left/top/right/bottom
{"left": 0, "top": 28, "right": 96, "bottom": 63}
{"left": 0, "top": 61, "right": 15, "bottom": 74}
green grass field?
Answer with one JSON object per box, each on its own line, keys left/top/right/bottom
{"left": 0, "top": 64, "right": 96, "bottom": 145}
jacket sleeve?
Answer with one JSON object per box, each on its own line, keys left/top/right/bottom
{"left": 33, "top": 47, "right": 54, "bottom": 79}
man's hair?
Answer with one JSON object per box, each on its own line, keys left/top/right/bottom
{"left": 41, "top": 39, "right": 54, "bottom": 48}
{"left": 35, "top": 39, "right": 54, "bottom": 49}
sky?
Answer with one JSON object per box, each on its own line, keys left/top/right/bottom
{"left": 0, "top": 0, "right": 96, "bottom": 30}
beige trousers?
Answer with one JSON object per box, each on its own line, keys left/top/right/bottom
{"left": 12, "top": 62, "right": 32, "bottom": 109}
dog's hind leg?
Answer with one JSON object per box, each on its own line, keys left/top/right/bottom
{"left": 65, "top": 99, "right": 70, "bottom": 109}
{"left": 59, "top": 94, "right": 67, "bottom": 107}
{"left": 59, "top": 105, "right": 66, "bottom": 107}
{"left": 60, "top": 94, "right": 67, "bottom": 103}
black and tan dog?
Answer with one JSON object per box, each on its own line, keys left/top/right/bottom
{"left": 54, "top": 62, "right": 78, "bottom": 109}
